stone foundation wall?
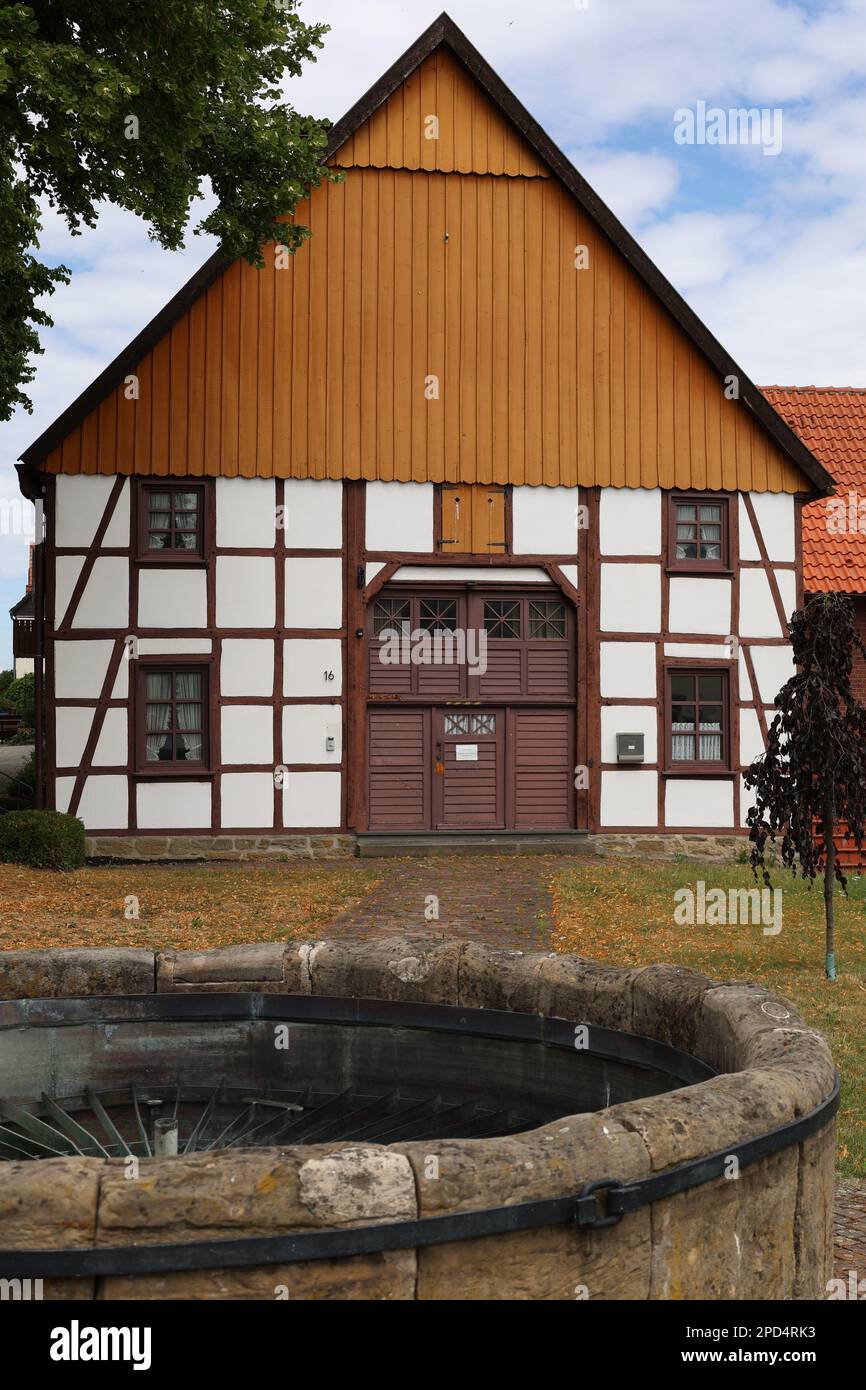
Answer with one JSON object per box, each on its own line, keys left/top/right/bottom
{"left": 83, "top": 831, "right": 749, "bottom": 863}
{"left": 586, "top": 833, "right": 748, "bottom": 861}
{"left": 0, "top": 940, "right": 836, "bottom": 1301}
{"left": 84, "top": 834, "right": 356, "bottom": 862}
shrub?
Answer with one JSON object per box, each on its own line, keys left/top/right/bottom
{"left": 0, "top": 809, "right": 85, "bottom": 870}
{"left": 3, "top": 673, "right": 35, "bottom": 728}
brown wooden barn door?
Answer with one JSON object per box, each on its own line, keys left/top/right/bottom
{"left": 510, "top": 708, "right": 575, "bottom": 829}
{"left": 434, "top": 708, "right": 504, "bottom": 829}
{"left": 368, "top": 709, "right": 431, "bottom": 829}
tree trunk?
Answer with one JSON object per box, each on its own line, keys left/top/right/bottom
{"left": 824, "top": 785, "right": 837, "bottom": 980}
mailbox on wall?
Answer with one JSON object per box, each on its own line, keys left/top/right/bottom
{"left": 616, "top": 733, "right": 645, "bottom": 764}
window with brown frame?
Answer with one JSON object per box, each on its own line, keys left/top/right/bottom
{"left": 137, "top": 483, "right": 207, "bottom": 560}
{"left": 665, "top": 668, "right": 731, "bottom": 771}
{"left": 668, "top": 494, "right": 729, "bottom": 571}
{"left": 136, "top": 664, "right": 209, "bottom": 771}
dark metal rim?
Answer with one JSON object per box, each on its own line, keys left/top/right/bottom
{"left": 0, "top": 991, "right": 717, "bottom": 1088}
{"left": 0, "top": 1075, "right": 839, "bottom": 1279}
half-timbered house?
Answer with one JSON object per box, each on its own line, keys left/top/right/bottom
{"left": 16, "top": 15, "right": 835, "bottom": 857}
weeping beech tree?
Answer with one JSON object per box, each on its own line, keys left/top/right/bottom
{"left": 744, "top": 593, "right": 866, "bottom": 980}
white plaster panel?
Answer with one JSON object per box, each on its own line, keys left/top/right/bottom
{"left": 138, "top": 639, "right": 213, "bottom": 655}
{"left": 283, "top": 771, "right": 342, "bottom": 828}
{"left": 221, "top": 706, "right": 273, "bottom": 765}
{"left": 138, "top": 569, "right": 207, "bottom": 629}
{"left": 365, "top": 482, "right": 434, "bottom": 553}
{"left": 560, "top": 565, "right": 578, "bottom": 590}
{"left": 74, "top": 557, "right": 129, "bottom": 629}
{"left": 740, "top": 774, "right": 757, "bottom": 828}
{"left": 738, "top": 650, "right": 751, "bottom": 702}
{"left": 14, "top": 658, "right": 34, "bottom": 678}
{"left": 75, "top": 775, "right": 128, "bottom": 831}
{"left": 668, "top": 577, "right": 731, "bottom": 636}
{"left": 55, "top": 556, "right": 84, "bottom": 627}
{"left": 739, "top": 708, "right": 765, "bottom": 768}
{"left": 102, "top": 481, "right": 130, "bottom": 548}
{"left": 751, "top": 644, "right": 795, "bottom": 704}
{"left": 600, "top": 564, "right": 661, "bottom": 633}
{"left": 366, "top": 563, "right": 386, "bottom": 585}
{"left": 739, "top": 569, "right": 782, "bottom": 638}
{"left": 392, "top": 566, "right": 550, "bottom": 584}
{"left": 54, "top": 476, "right": 117, "bottom": 548}
{"left": 221, "top": 773, "right": 275, "bottom": 829}
{"left": 111, "top": 660, "right": 129, "bottom": 701}
{"left": 137, "top": 781, "right": 211, "bottom": 829}
{"left": 283, "top": 480, "right": 343, "bottom": 549}
{"left": 56, "top": 707, "right": 93, "bottom": 768}
{"left": 55, "top": 777, "right": 74, "bottom": 815}
{"left": 221, "top": 639, "right": 274, "bottom": 697}
{"left": 93, "top": 709, "right": 127, "bottom": 767}
{"left": 283, "top": 639, "right": 343, "bottom": 697}
{"left": 600, "top": 770, "right": 658, "bottom": 826}
{"left": 599, "top": 488, "right": 661, "bottom": 556}
{"left": 664, "top": 643, "right": 732, "bottom": 659}
{"left": 738, "top": 495, "right": 761, "bottom": 561}
{"left": 55, "top": 641, "right": 113, "bottom": 699}
{"left": 600, "top": 642, "right": 657, "bottom": 698}
{"left": 775, "top": 570, "right": 797, "bottom": 625}
{"left": 600, "top": 706, "right": 658, "bottom": 765}
{"left": 216, "top": 556, "right": 275, "bottom": 629}
{"left": 285, "top": 558, "right": 342, "bottom": 629}
{"left": 282, "top": 705, "right": 343, "bottom": 765}
{"left": 665, "top": 779, "right": 734, "bottom": 828}
{"left": 749, "top": 493, "right": 796, "bottom": 563}
{"left": 512, "top": 487, "right": 579, "bottom": 555}
{"left": 216, "top": 478, "right": 276, "bottom": 549}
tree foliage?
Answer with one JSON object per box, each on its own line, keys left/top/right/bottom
{"left": 745, "top": 592, "right": 866, "bottom": 978}
{"left": 0, "top": 0, "right": 331, "bottom": 418}
{"left": 2, "top": 671, "right": 34, "bottom": 726}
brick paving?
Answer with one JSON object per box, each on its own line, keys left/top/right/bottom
{"left": 834, "top": 1179, "right": 866, "bottom": 1285}
{"left": 328, "top": 853, "right": 575, "bottom": 947}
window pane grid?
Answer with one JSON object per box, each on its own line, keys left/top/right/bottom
{"left": 674, "top": 499, "right": 726, "bottom": 563}
{"left": 483, "top": 599, "right": 521, "bottom": 639}
{"left": 670, "top": 672, "right": 726, "bottom": 764}
{"left": 528, "top": 600, "right": 565, "bottom": 639}
{"left": 144, "top": 671, "right": 205, "bottom": 764}
{"left": 146, "top": 488, "right": 202, "bottom": 553}
{"left": 373, "top": 598, "right": 410, "bottom": 635}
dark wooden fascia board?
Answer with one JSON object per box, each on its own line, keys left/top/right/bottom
{"left": 17, "top": 10, "right": 835, "bottom": 498}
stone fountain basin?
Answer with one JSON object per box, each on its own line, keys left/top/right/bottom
{"left": 0, "top": 938, "right": 837, "bottom": 1301}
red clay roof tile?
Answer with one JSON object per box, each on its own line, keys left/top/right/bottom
{"left": 762, "top": 386, "right": 866, "bottom": 594}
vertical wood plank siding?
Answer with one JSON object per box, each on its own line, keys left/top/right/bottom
{"left": 43, "top": 55, "right": 808, "bottom": 494}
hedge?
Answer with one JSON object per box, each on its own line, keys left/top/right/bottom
{"left": 0, "top": 810, "right": 85, "bottom": 870}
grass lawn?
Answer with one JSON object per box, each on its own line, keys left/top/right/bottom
{"left": 552, "top": 858, "right": 866, "bottom": 1178}
{"left": 0, "top": 861, "right": 381, "bottom": 952}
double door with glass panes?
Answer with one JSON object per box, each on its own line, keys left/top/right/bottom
{"left": 366, "top": 587, "right": 576, "bottom": 831}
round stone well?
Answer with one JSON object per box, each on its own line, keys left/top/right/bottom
{"left": 0, "top": 938, "right": 837, "bottom": 1300}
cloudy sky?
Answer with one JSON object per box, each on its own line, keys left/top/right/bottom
{"left": 2, "top": 0, "right": 865, "bottom": 667}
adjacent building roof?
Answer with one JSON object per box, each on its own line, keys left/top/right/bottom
{"left": 9, "top": 591, "right": 34, "bottom": 621}
{"left": 764, "top": 387, "right": 866, "bottom": 594}
{"left": 17, "top": 12, "right": 834, "bottom": 498}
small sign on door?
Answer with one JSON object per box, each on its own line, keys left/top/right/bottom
{"left": 455, "top": 744, "right": 479, "bottom": 761}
